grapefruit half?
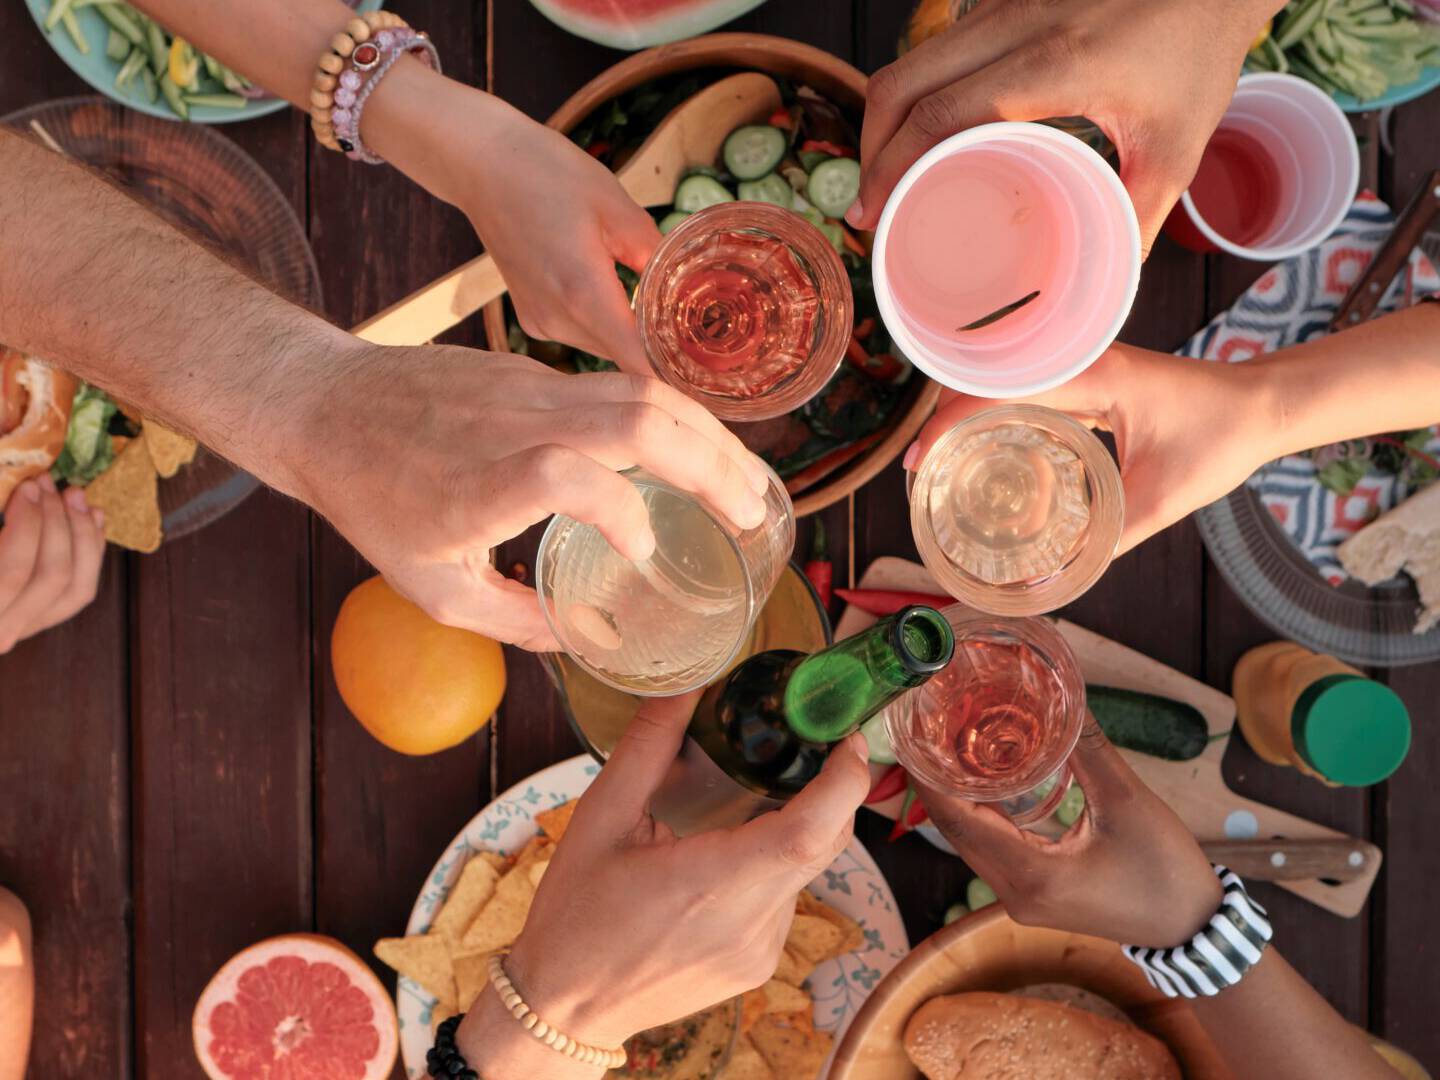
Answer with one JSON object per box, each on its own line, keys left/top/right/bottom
{"left": 192, "top": 933, "right": 398, "bottom": 1080}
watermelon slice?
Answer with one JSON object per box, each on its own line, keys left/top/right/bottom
{"left": 192, "top": 934, "right": 398, "bottom": 1080}
{"left": 528, "top": 0, "right": 770, "bottom": 50}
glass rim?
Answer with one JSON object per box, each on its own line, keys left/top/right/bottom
{"left": 886, "top": 606, "right": 1086, "bottom": 801}
{"left": 634, "top": 201, "right": 853, "bottom": 422}
{"left": 534, "top": 467, "right": 759, "bottom": 697}
{"left": 909, "top": 403, "right": 1125, "bottom": 616}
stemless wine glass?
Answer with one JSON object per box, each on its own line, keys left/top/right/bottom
{"left": 885, "top": 605, "right": 1085, "bottom": 827}
{"left": 634, "top": 202, "right": 853, "bottom": 421}
{"left": 535, "top": 464, "right": 795, "bottom": 696}
{"left": 909, "top": 404, "right": 1124, "bottom": 616}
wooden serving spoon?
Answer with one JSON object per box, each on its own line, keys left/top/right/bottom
{"left": 353, "top": 72, "right": 784, "bottom": 346}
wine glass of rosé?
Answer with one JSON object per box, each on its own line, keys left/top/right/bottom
{"left": 884, "top": 605, "right": 1085, "bottom": 827}
{"left": 635, "top": 202, "right": 853, "bottom": 422}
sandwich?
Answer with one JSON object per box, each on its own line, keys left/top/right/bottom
{"left": 903, "top": 990, "right": 1180, "bottom": 1080}
{"left": 0, "top": 346, "right": 77, "bottom": 506}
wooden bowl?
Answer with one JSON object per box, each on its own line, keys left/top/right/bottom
{"left": 829, "top": 906, "right": 1232, "bottom": 1080}
{"left": 480, "top": 33, "right": 940, "bottom": 518}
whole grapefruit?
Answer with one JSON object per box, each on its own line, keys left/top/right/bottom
{"left": 331, "top": 576, "right": 505, "bottom": 755}
{"left": 192, "top": 933, "right": 397, "bottom": 1080}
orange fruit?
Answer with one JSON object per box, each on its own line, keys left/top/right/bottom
{"left": 331, "top": 576, "right": 505, "bottom": 755}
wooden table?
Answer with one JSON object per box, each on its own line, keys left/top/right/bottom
{"left": 1, "top": 2, "right": 1436, "bottom": 1075}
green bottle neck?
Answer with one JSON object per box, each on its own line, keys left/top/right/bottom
{"left": 782, "top": 606, "right": 954, "bottom": 744}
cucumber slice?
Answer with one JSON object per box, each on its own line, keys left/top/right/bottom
{"left": 722, "top": 125, "right": 787, "bottom": 180}
{"left": 966, "top": 878, "right": 998, "bottom": 911}
{"left": 658, "top": 210, "right": 691, "bottom": 234}
{"left": 674, "top": 174, "right": 735, "bottom": 213}
{"left": 943, "top": 902, "right": 969, "bottom": 926}
{"left": 806, "top": 157, "right": 861, "bottom": 218}
{"left": 1054, "top": 784, "right": 1085, "bottom": 827}
{"left": 737, "top": 172, "right": 793, "bottom": 208}
{"left": 858, "top": 712, "right": 897, "bottom": 765}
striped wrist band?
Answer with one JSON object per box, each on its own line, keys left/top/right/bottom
{"left": 1122, "top": 864, "right": 1273, "bottom": 999}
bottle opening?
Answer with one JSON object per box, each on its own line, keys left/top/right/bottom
{"left": 893, "top": 606, "right": 956, "bottom": 675}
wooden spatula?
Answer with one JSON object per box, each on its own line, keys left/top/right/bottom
{"left": 352, "top": 72, "right": 784, "bottom": 347}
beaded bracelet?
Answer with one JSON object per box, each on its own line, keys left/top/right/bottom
{"left": 487, "top": 952, "right": 629, "bottom": 1070}
{"left": 309, "top": 10, "right": 440, "bottom": 164}
{"left": 425, "top": 1014, "right": 477, "bottom": 1080}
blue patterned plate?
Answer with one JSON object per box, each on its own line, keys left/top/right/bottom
{"left": 396, "top": 755, "right": 909, "bottom": 1078}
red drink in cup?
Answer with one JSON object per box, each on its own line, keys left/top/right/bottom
{"left": 1166, "top": 73, "right": 1359, "bottom": 260}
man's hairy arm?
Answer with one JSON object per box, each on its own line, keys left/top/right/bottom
{"left": 0, "top": 128, "right": 360, "bottom": 498}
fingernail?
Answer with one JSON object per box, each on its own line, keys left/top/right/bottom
{"left": 21, "top": 481, "right": 40, "bottom": 503}
{"left": 901, "top": 441, "right": 920, "bottom": 471}
{"left": 748, "top": 467, "right": 770, "bottom": 497}
{"left": 38, "top": 473, "right": 57, "bottom": 494}
{"left": 631, "top": 527, "right": 656, "bottom": 561}
{"left": 64, "top": 486, "right": 88, "bottom": 511}
{"left": 849, "top": 730, "right": 869, "bottom": 760}
{"left": 740, "top": 496, "right": 767, "bottom": 530}
{"left": 845, "top": 197, "right": 864, "bottom": 227}
{"left": 91, "top": 508, "right": 105, "bottom": 528}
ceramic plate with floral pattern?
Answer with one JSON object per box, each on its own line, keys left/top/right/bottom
{"left": 395, "top": 754, "right": 909, "bottom": 1078}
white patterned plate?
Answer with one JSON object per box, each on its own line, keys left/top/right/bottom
{"left": 396, "top": 755, "right": 909, "bottom": 1078}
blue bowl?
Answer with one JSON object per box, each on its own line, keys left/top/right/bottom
{"left": 24, "top": 0, "right": 383, "bottom": 124}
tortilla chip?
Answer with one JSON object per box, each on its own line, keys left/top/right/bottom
{"left": 459, "top": 840, "right": 552, "bottom": 953}
{"left": 771, "top": 946, "right": 815, "bottom": 989}
{"left": 716, "top": 1034, "right": 775, "bottom": 1080}
{"left": 142, "top": 419, "right": 197, "bottom": 478}
{"left": 528, "top": 859, "right": 550, "bottom": 889}
{"left": 374, "top": 935, "right": 456, "bottom": 1009}
{"left": 477, "top": 850, "right": 509, "bottom": 872}
{"left": 452, "top": 950, "right": 492, "bottom": 1012}
{"left": 785, "top": 914, "right": 846, "bottom": 967}
{"left": 796, "top": 890, "right": 865, "bottom": 957}
{"left": 430, "top": 856, "right": 501, "bottom": 945}
{"left": 535, "top": 800, "right": 578, "bottom": 843}
{"left": 748, "top": 1012, "right": 831, "bottom": 1078}
{"left": 83, "top": 435, "right": 161, "bottom": 552}
{"left": 741, "top": 979, "right": 813, "bottom": 1034}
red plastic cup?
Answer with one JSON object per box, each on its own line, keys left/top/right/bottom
{"left": 1166, "top": 73, "right": 1359, "bottom": 261}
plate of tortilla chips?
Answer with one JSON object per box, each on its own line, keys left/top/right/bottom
{"left": 378, "top": 755, "right": 909, "bottom": 1079}
{"left": 2, "top": 97, "right": 322, "bottom": 550}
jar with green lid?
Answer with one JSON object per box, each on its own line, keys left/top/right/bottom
{"left": 1233, "top": 642, "right": 1411, "bottom": 787}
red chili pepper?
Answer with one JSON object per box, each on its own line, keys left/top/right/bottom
{"left": 888, "top": 783, "right": 930, "bottom": 841}
{"left": 782, "top": 432, "right": 883, "bottom": 495}
{"left": 1372, "top": 434, "right": 1440, "bottom": 472}
{"left": 585, "top": 140, "right": 611, "bottom": 159}
{"left": 864, "top": 763, "right": 908, "bottom": 805}
{"left": 803, "top": 519, "right": 833, "bottom": 609}
{"left": 768, "top": 105, "right": 795, "bottom": 128}
{"left": 839, "top": 225, "right": 869, "bottom": 258}
{"left": 801, "top": 138, "right": 856, "bottom": 158}
{"left": 845, "top": 335, "right": 871, "bottom": 368}
{"left": 853, "top": 316, "right": 875, "bottom": 340}
{"left": 834, "top": 587, "right": 953, "bottom": 616}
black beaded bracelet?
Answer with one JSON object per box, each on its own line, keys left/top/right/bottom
{"left": 426, "top": 1014, "right": 479, "bottom": 1080}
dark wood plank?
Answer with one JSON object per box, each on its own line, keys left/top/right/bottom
{"left": 1371, "top": 87, "right": 1440, "bottom": 1067}
{"left": 309, "top": 1, "right": 493, "bottom": 988}
{"left": 0, "top": 24, "right": 136, "bottom": 1077}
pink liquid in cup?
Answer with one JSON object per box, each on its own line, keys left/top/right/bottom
{"left": 872, "top": 123, "right": 1140, "bottom": 399}
{"left": 1166, "top": 73, "right": 1359, "bottom": 261}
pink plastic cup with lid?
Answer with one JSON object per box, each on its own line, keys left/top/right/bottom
{"left": 871, "top": 122, "right": 1141, "bottom": 399}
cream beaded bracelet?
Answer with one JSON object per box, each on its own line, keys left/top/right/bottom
{"left": 486, "top": 952, "right": 629, "bottom": 1070}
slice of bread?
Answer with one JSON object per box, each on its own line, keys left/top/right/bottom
{"left": 1338, "top": 482, "right": 1440, "bottom": 634}
{"left": 903, "top": 991, "right": 1180, "bottom": 1080}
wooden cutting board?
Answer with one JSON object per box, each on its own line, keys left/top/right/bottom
{"left": 843, "top": 558, "right": 1381, "bottom": 918}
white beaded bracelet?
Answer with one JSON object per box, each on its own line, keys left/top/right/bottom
{"left": 486, "top": 952, "right": 629, "bottom": 1070}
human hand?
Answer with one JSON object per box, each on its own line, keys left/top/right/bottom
{"left": 291, "top": 344, "right": 771, "bottom": 651}
{"left": 913, "top": 345, "right": 1277, "bottom": 553}
{"left": 920, "top": 716, "right": 1221, "bottom": 947}
{"left": 425, "top": 87, "right": 661, "bottom": 373}
{"left": 456, "top": 692, "right": 871, "bottom": 1075}
{"left": 849, "top": 0, "right": 1278, "bottom": 255}
{"left": 0, "top": 477, "right": 106, "bottom": 654}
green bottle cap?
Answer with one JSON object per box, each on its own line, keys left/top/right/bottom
{"left": 1291, "top": 674, "right": 1411, "bottom": 787}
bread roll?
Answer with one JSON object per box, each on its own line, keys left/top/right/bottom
{"left": 904, "top": 991, "right": 1180, "bottom": 1080}
{"left": 0, "top": 348, "right": 76, "bottom": 507}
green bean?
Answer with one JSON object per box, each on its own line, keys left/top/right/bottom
{"left": 145, "top": 17, "right": 168, "bottom": 76}
{"left": 114, "top": 46, "right": 147, "bottom": 89}
{"left": 60, "top": 9, "right": 89, "bottom": 53}
{"left": 140, "top": 65, "right": 158, "bottom": 104}
{"left": 45, "top": 0, "right": 77, "bottom": 32}
{"left": 159, "top": 73, "right": 188, "bottom": 119}
{"left": 104, "top": 27, "right": 130, "bottom": 61}
{"left": 94, "top": 2, "right": 144, "bottom": 45}
{"left": 182, "top": 93, "right": 247, "bottom": 109}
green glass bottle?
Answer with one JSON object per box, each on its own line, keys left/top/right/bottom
{"left": 688, "top": 606, "right": 955, "bottom": 798}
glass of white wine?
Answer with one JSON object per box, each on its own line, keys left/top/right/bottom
{"left": 909, "top": 404, "right": 1124, "bottom": 616}
{"left": 536, "top": 465, "right": 795, "bottom": 696}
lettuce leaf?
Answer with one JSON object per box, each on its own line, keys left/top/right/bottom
{"left": 50, "top": 384, "right": 118, "bottom": 486}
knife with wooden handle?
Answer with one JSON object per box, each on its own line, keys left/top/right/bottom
{"left": 1329, "top": 169, "right": 1440, "bottom": 333}
{"left": 1200, "top": 837, "right": 1379, "bottom": 883}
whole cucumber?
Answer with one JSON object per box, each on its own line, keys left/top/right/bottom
{"left": 1085, "top": 685, "right": 1211, "bottom": 762}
